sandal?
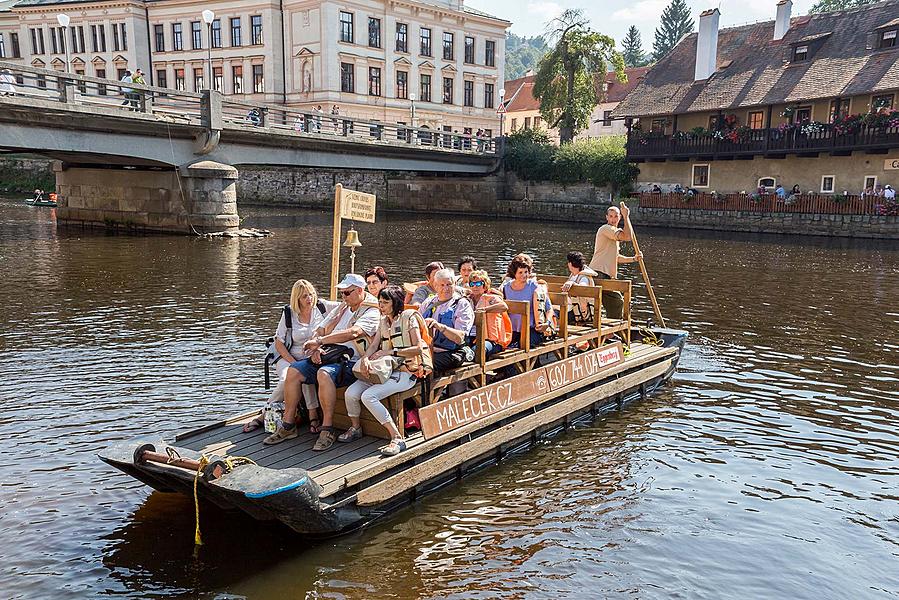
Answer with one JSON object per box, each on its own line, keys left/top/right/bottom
{"left": 308, "top": 418, "right": 322, "bottom": 434}
{"left": 242, "top": 416, "right": 264, "bottom": 433}
{"left": 337, "top": 426, "right": 363, "bottom": 443}
{"left": 381, "top": 439, "right": 407, "bottom": 457}
{"left": 312, "top": 428, "right": 336, "bottom": 451}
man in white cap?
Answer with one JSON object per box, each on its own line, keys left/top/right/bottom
{"left": 265, "top": 273, "right": 379, "bottom": 450}
{"left": 884, "top": 185, "right": 895, "bottom": 200}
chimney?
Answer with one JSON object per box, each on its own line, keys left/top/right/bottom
{"left": 773, "top": 0, "right": 793, "bottom": 41}
{"left": 694, "top": 8, "right": 720, "bottom": 81}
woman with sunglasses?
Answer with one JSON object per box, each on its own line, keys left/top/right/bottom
{"left": 466, "top": 270, "right": 510, "bottom": 359}
{"left": 364, "top": 266, "right": 389, "bottom": 297}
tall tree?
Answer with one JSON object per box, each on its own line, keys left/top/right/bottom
{"left": 621, "top": 25, "right": 646, "bottom": 67}
{"left": 533, "top": 9, "right": 626, "bottom": 144}
{"left": 809, "top": 0, "right": 878, "bottom": 12}
{"left": 652, "top": 0, "right": 694, "bottom": 61}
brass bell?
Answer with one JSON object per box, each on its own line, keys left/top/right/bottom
{"left": 342, "top": 226, "right": 362, "bottom": 248}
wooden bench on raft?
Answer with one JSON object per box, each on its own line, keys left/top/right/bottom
{"left": 328, "top": 277, "right": 632, "bottom": 441}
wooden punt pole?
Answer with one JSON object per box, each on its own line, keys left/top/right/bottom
{"left": 330, "top": 183, "right": 343, "bottom": 300}
{"left": 624, "top": 201, "right": 666, "bottom": 327}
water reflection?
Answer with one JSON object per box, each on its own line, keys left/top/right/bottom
{"left": 0, "top": 198, "right": 898, "bottom": 599}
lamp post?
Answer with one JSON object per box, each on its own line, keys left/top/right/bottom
{"left": 56, "top": 13, "right": 71, "bottom": 74}
{"left": 409, "top": 92, "right": 416, "bottom": 143}
{"left": 498, "top": 87, "right": 506, "bottom": 151}
{"left": 202, "top": 9, "right": 215, "bottom": 90}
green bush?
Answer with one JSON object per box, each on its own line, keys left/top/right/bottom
{"left": 504, "top": 132, "right": 638, "bottom": 194}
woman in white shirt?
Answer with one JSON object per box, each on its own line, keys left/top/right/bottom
{"left": 244, "top": 279, "right": 338, "bottom": 432}
{"left": 561, "top": 251, "right": 597, "bottom": 325}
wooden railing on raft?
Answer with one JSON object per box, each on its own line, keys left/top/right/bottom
{"left": 332, "top": 274, "right": 634, "bottom": 439}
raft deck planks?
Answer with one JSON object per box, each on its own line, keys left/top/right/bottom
{"left": 172, "top": 342, "right": 671, "bottom": 500}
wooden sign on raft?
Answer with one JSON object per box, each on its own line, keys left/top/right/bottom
{"left": 418, "top": 343, "right": 625, "bottom": 440}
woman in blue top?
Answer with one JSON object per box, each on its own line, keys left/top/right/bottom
{"left": 501, "top": 255, "right": 554, "bottom": 349}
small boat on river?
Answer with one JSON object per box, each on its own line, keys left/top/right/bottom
{"left": 25, "top": 192, "right": 57, "bottom": 208}
{"left": 100, "top": 275, "right": 686, "bottom": 537}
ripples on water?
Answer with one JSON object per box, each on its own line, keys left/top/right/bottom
{"left": 0, "top": 199, "right": 897, "bottom": 599}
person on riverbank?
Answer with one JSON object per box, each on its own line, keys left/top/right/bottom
{"left": 342, "top": 285, "right": 432, "bottom": 455}
{"left": 420, "top": 269, "right": 474, "bottom": 379}
{"left": 562, "top": 251, "right": 597, "bottom": 325}
{"left": 264, "top": 273, "right": 379, "bottom": 450}
{"left": 885, "top": 185, "right": 896, "bottom": 200}
{"left": 502, "top": 255, "right": 554, "bottom": 348}
{"left": 244, "top": 280, "right": 337, "bottom": 433}
{"left": 589, "top": 203, "right": 642, "bottom": 321}
{"left": 466, "top": 270, "right": 510, "bottom": 358}
{"left": 364, "top": 266, "right": 389, "bottom": 297}
{"left": 409, "top": 261, "right": 444, "bottom": 306}
{"left": 455, "top": 256, "right": 478, "bottom": 287}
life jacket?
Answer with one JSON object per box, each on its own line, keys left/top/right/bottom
{"left": 478, "top": 293, "right": 513, "bottom": 348}
{"left": 48, "top": 193, "right": 58, "bottom": 202}
{"left": 381, "top": 309, "right": 434, "bottom": 377}
{"left": 421, "top": 295, "right": 463, "bottom": 351}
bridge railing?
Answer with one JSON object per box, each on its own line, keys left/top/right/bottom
{"left": 0, "top": 60, "right": 496, "bottom": 155}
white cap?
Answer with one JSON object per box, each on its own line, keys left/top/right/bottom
{"left": 336, "top": 273, "right": 366, "bottom": 290}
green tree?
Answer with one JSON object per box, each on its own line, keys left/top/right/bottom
{"left": 533, "top": 9, "right": 626, "bottom": 144}
{"left": 505, "top": 34, "right": 550, "bottom": 80}
{"left": 809, "top": 0, "right": 879, "bottom": 11}
{"left": 652, "top": 0, "right": 694, "bottom": 61}
{"left": 621, "top": 25, "right": 647, "bottom": 67}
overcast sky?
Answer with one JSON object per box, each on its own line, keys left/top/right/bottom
{"left": 467, "top": 0, "right": 818, "bottom": 49}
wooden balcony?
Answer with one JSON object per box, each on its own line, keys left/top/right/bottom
{"left": 626, "top": 123, "right": 899, "bottom": 161}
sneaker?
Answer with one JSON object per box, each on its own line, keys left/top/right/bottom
{"left": 337, "top": 426, "right": 363, "bottom": 443}
{"left": 312, "top": 428, "right": 336, "bottom": 451}
{"left": 263, "top": 425, "right": 298, "bottom": 445}
{"left": 380, "top": 439, "right": 407, "bottom": 457}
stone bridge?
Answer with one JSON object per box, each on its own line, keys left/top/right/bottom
{"left": 0, "top": 61, "right": 498, "bottom": 233}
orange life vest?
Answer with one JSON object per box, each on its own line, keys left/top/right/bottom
{"left": 478, "top": 293, "right": 513, "bottom": 348}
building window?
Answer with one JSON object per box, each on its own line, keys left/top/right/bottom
{"left": 111, "top": 23, "right": 120, "bottom": 52}
{"left": 420, "top": 74, "right": 431, "bottom": 102}
{"left": 73, "top": 26, "right": 85, "bottom": 53}
{"left": 864, "top": 175, "right": 877, "bottom": 191}
{"left": 193, "top": 67, "right": 204, "bottom": 91}
{"left": 692, "top": 164, "right": 709, "bottom": 188}
{"left": 464, "top": 80, "right": 473, "bottom": 106}
{"left": 794, "top": 105, "right": 812, "bottom": 123}
{"left": 793, "top": 45, "right": 808, "bottom": 61}
{"left": 880, "top": 29, "right": 897, "bottom": 49}
{"left": 420, "top": 27, "right": 431, "bottom": 56}
{"left": 524, "top": 116, "right": 532, "bottom": 129}
{"left": 368, "top": 66, "right": 381, "bottom": 96}
{"left": 96, "top": 68, "right": 106, "bottom": 94}
{"left": 829, "top": 99, "right": 850, "bottom": 122}
{"left": 74, "top": 69, "right": 85, "bottom": 93}
{"left": 535, "top": 116, "right": 542, "bottom": 128}
{"left": 155, "top": 69, "right": 166, "bottom": 89}
{"left": 120, "top": 24, "right": 127, "bottom": 51}
{"left": 1, "top": 33, "right": 7, "bottom": 59}
{"left": 99, "top": 24, "right": 106, "bottom": 52}
{"left": 174, "top": 68, "right": 185, "bottom": 90}
{"left": 821, "top": 175, "right": 835, "bottom": 193}
{"left": 251, "top": 16, "right": 263, "bottom": 45}
{"left": 30, "top": 28, "right": 45, "bottom": 55}
{"left": 230, "top": 17, "right": 241, "bottom": 47}
{"left": 211, "top": 19, "right": 222, "bottom": 48}
{"left": 232, "top": 65, "right": 243, "bottom": 93}
{"left": 511, "top": 118, "right": 517, "bottom": 131}
{"left": 339, "top": 11, "right": 353, "bottom": 43}
{"left": 189, "top": 22, "right": 201, "bottom": 49}
{"left": 872, "top": 94, "right": 894, "bottom": 111}
{"left": 153, "top": 24, "right": 164, "bottom": 52}
{"left": 36, "top": 74, "right": 46, "bottom": 88}
{"left": 172, "top": 23, "right": 183, "bottom": 51}
{"left": 396, "top": 70, "right": 407, "bottom": 99}
{"left": 485, "top": 40, "right": 495, "bottom": 67}
{"left": 252, "top": 64, "right": 264, "bottom": 92}
{"left": 484, "top": 83, "right": 494, "bottom": 108}
{"left": 50, "top": 27, "right": 63, "bottom": 54}
{"left": 213, "top": 66, "right": 223, "bottom": 91}
{"left": 396, "top": 22, "right": 407, "bottom": 53}
{"left": 443, "top": 32, "right": 454, "bottom": 60}
{"left": 746, "top": 110, "right": 764, "bottom": 129}
{"left": 368, "top": 17, "right": 380, "bottom": 48}
{"left": 443, "top": 76, "right": 453, "bottom": 103}
{"left": 758, "top": 177, "right": 776, "bottom": 189}
{"left": 602, "top": 110, "right": 613, "bottom": 126}
{"left": 340, "top": 62, "right": 354, "bottom": 92}
{"left": 652, "top": 118, "right": 668, "bottom": 133}
{"left": 464, "top": 36, "right": 474, "bottom": 63}
{"left": 11, "top": 33, "right": 20, "bottom": 58}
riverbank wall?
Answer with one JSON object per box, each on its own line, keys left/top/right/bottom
{"left": 3, "top": 158, "right": 897, "bottom": 238}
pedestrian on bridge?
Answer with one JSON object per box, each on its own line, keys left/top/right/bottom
{"left": 119, "top": 70, "right": 133, "bottom": 109}
{"left": 0, "top": 70, "right": 16, "bottom": 95}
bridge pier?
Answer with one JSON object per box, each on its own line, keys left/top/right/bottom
{"left": 55, "top": 160, "right": 239, "bottom": 234}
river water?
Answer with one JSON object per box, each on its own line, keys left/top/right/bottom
{"left": 0, "top": 198, "right": 897, "bottom": 599}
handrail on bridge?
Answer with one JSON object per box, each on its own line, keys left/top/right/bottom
{"left": 0, "top": 60, "right": 498, "bottom": 155}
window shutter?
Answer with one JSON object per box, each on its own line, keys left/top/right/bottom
{"left": 866, "top": 32, "right": 877, "bottom": 50}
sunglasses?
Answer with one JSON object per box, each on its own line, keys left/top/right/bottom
{"left": 340, "top": 289, "right": 356, "bottom": 297}
{"left": 468, "top": 281, "right": 485, "bottom": 287}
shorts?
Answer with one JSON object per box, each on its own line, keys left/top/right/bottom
{"left": 291, "top": 357, "right": 357, "bottom": 388}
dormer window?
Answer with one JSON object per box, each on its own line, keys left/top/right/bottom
{"left": 880, "top": 29, "right": 897, "bottom": 49}
{"left": 793, "top": 45, "right": 808, "bottom": 61}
